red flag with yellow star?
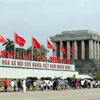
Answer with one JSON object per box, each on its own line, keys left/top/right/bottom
{"left": 32, "top": 37, "right": 41, "bottom": 51}
{"left": 0, "top": 35, "right": 7, "bottom": 43}
{"left": 61, "top": 44, "right": 66, "bottom": 55}
{"left": 70, "top": 44, "right": 74, "bottom": 56}
{"left": 0, "top": 50, "right": 6, "bottom": 58}
{"left": 47, "top": 40, "right": 55, "bottom": 52}
{"left": 14, "top": 32, "right": 26, "bottom": 47}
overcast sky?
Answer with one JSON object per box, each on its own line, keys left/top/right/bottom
{"left": 0, "top": 0, "right": 100, "bottom": 52}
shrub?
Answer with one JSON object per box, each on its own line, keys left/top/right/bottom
{"left": 95, "top": 74, "right": 100, "bottom": 80}
{"left": 45, "top": 77, "right": 52, "bottom": 80}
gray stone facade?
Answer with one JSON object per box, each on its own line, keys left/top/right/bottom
{"left": 50, "top": 30, "right": 100, "bottom": 74}
{"left": 75, "top": 59, "right": 100, "bottom": 74}
{"left": 50, "top": 30, "right": 100, "bottom": 42}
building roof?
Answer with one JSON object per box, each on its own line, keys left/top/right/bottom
{"left": 50, "top": 30, "right": 100, "bottom": 42}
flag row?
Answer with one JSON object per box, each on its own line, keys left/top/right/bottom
{"left": 0, "top": 32, "right": 55, "bottom": 52}
{"left": 0, "top": 32, "right": 74, "bottom": 55}
{"left": 0, "top": 51, "right": 72, "bottom": 64}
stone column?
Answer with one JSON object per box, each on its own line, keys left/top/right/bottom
{"left": 93, "top": 41, "right": 96, "bottom": 59}
{"left": 99, "top": 43, "right": 100, "bottom": 59}
{"left": 96, "top": 42, "right": 99, "bottom": 59}
{"left": 89, "top": 40, "right": 93, "bottom": 59}
{"left": 74, "top": 41, "right": 77, "bottom": 59}
{"left": 60, "top": 41, "right": 63, "bottom": 60}
{"left": 52, "top": 42, "right": 57, "bottom": 57}
{"left": 67, "top": 41, "right": 70, "bottom": 59}
{"left": 81, "top": 40, "right": 85, "bottom": 59}
{"left": 98, "top": 42, "right": 99, "bottom": 59}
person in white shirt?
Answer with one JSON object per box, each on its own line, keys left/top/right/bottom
{"left": 22, "top": 78, "right": 26, "bottom": 93}
{"left": 47, "top": 81, "right": 51, "bottom": 90}
{"left": 97, "top": 80, "right": 100, "bottom": 88}
{"left": 10, "top": 80, "right": 15, "bottom": 92}
{"left": 92, "top": 80, "right": 96, "bottom": 88}
{"left": 81, "top": 80, "right": 84, "bottom": 88}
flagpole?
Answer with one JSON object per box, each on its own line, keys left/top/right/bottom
{"left": 14, "top": 32, "right": 16, "bottom": 59}
{"left": 60, "top": 41, "right": 63, "bottom": 64}
{"left": 32, "top": 37, "right": 33, "bottom": 61}
{"left": 46, "top": 39, "right": 49, "bottom": 70}
{"left": 72, "top": 42, "right": 74, "bottom": 65}
{"left": 72, "top": 42, "right": 75, "bottom": 77}
{"left": 14, "top": 32, "right": 16, "bottom": 72}
{"left": 32, "top": 47, "right": 33, "bottom": 61}
{"left": 60, "top": 40, "right": 63, "bottom": 76}
{"left": 40, "top": 49, "right": 41, "bottom": 62}
{"left": 47, "top": 39, "right": 48, "bottom": 63}
{"left": 20, "top": 47, "right": 23, "bottom": 60}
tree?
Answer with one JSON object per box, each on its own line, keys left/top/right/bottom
{"left": 40, "top": 77, "right": 46, "bottom": 80}
{"left": 16, "top": 47, "right": 26, "bottom": 53}
{"left": 72, "top": 75, "right": 76, "bottom": 80}
{"left": 95, "top": 74, "right": 100, "bottom": 80}
{"left": 26, "top": 46, "right": 38, "bottom": 55}
{"left": 4, "top": 38, "right": 48, "bottom": 59}
{"left": 32, "top": 77, "right": 38, "bottom": 81}
{"left": 39, "top": 45, "right": 48, "bottom": 56}
{"left": 26, "top": 45, "right": 48, "bottom": 57}
{"left": 5, "top": 38, "right": 14, "bottom": 52}
{"left": 53, "top": 77, "right": 61, "bottom": 80}
{"left": 45, "top": 77, "right": 52, "bottom": 80}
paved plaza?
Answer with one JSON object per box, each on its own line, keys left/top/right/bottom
{"left": 0, "top": 89, "right": 100, "bottom": 100}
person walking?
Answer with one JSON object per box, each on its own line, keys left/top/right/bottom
{"left": 47, "top": 81, "right": 51, "bottom": 90}
{"left": 22, "top": 78, "right": 26, "bottom": 93}
{"left": 33, "top": 81, "right": 37, "bottom": 91}
{"left": 26, "top": 80, "right": 31, "bottom": 91}
{"left": 43, "top": 81, "right": 47, "bottom": 90}
{"left": 10, "top": 80, "right": 15, "bottom": 92}
{"left": 3, "top": 78, "right": 8, "bottom": 92}
{"left": 17, "top": 79, "right": 22, "bottom": 92}
{"left": 13, "top": 79, "right": 17, "bottom": 92}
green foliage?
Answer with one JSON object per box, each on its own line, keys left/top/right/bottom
{"left": 26, "top": 45, "right": 48, "bottom": 56}
{"left": 95, "top": 74, "right": 100, "bottom": 80}
{"left": 53, "top": 77, "right": 61, "bottom": 80}
{"left": 16, "top": 48, "right": 26, "bottom": 53}
{"left": 4, "top": 38, "right": 48, "bottom": 57}
{"left": 40, "top": 77, "right": 52, "bottom": 80}
{"left": 40, "top": 77, "right": 46, "bottom": 80}
{"left": 32, "top": 77, "right": 38, "bottom": 80}
{"left": 45, "top": 77, "right": 52, "bottom": 80}
{"left": 72, "top": 74, "right": 76, "bottom": 80}
{"left": 5, "top": 38, "right": 14, "bottom": 52}
{"left": 26, "top": 77, "right": 38, "bottom": 81}
{"left": 39, "top": 45, "right": 48, "bottom": 56}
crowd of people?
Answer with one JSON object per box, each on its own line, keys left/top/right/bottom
{"left": 2, "top": 78, "right": 100, "bottom": 93}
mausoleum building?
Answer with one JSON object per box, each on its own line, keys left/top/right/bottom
{"left": 50, "top": 30, "right": 100, "bottom": 74}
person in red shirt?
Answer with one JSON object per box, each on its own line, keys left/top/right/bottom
{"left": 3, "top": 78, "right": 8, "bottom": 92}
{"left": 75, "top": 81, "right": 80, "bottom": 89}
